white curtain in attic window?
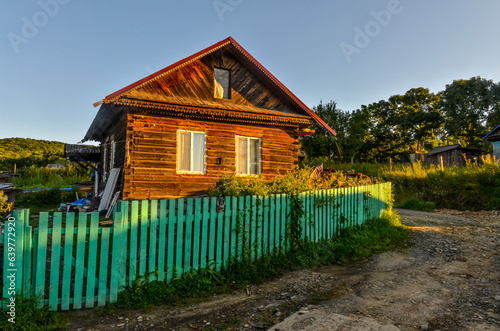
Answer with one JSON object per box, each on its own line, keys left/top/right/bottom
{"left": 214, "top": 68, "right": 230, "bottom": 99}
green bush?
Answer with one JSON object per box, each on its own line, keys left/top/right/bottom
{"left": 396, "top": 198, "right": 435, "bottom": 211}
{"left": 209, "top": 166, "right": 375, "bottom": 197}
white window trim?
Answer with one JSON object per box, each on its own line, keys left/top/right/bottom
{"left": 236, "top": 136, "right": 262, "bottom": 176}
{"left": 177, "top": 130, "right": 207, "bottom": 174}
{"left": 110, "top": 140, "right": 115, "bottom": 171}
{"left": 102, "top": 145, "right": 108, "bottom": 181}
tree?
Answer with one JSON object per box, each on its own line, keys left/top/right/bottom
{"left": 442, "top": 76, "right": 500, "bottom": 148}
{"left": 389, "top": 88, "right": 443, "bottom": 152}
{"left": 300, "top": 101, "right": 345, "bottom": 159}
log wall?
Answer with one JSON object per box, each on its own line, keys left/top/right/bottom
{"left": 122, "top": 113, "right": 298, "bottom": 200}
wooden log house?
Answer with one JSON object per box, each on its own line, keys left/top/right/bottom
{"left": 81, "top": 37, "right": 336, "bottom": 200}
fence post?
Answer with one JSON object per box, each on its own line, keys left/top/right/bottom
{"left": 3, "top": 210, "right": 26, "bottom": 309}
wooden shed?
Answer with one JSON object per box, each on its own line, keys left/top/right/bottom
{"left": 82, "top": 37, "right": 336, "bottom": 200}
{"left": 426, "top": 144, "right": 483, "bottom": 167}
{"left": 483, "top": 124, "right": 500, "bottom": 160}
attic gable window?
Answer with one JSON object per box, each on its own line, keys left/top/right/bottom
{"left": 214, "top": 68, "right": 230, "bottom": 99}
{"left": 177, "top": 130, "right": 207, "bottom": 174}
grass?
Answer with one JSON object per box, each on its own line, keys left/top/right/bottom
{"left": 12, "top": 165, "right": 90, "bottom": 190}
{"left": 109, "top": 209, "right": 409, "bottom": 311}
{"left": 304, "top": 155, "right": 500, "bottom": 211}
{"left": 0, "top": 295, "right": 69, "bottom": 331}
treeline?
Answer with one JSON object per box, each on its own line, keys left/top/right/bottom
{"left": 0, "top": 138, "right": 66, "bottom": 169}
{"left": 301, "top": 76, "right": 500, "bottom": 162}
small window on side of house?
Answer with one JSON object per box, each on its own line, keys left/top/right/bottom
{"left": 177, "top": 130, "right": 207, "bottom": 174}
{"left": 236, "top": 136, "right": 261, "bottom": 176}
{"left": 214, "top": 68, "right": 230, "bottom": 99}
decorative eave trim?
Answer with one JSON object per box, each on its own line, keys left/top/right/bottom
{"left": 115, "top": 99, "right": 313, "bottom": 127}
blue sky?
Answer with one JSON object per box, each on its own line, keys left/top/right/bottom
{"left": 2, "top": 0, "right": 500, "bottom": 143}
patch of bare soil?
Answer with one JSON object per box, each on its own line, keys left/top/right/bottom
{"left": 65, "top": 209, "right": 500, "bottom": 331}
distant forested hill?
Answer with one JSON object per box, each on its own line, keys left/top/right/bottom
{"left": 0, "top": 138, "right": 66, "bottom": 169}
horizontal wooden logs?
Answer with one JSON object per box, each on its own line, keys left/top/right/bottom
{"left": 123, "top": 110, "right": 298, "bottom": 200}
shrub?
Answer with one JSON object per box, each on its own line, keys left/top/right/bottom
{"left": 0, "top": 190, "right": 13, "bottom": 218}
{"left": 396, "top": 197, "right": 435, "bottom": 212}
{"left": 209, "top": 166, "right": 375, "bottom": 197}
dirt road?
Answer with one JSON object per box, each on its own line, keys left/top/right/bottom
{"left": 68, "top": 209, "right": 500, "bottom": 331}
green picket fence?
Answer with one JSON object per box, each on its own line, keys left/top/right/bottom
{"left": 1, "top": 182, "right": 390, "bottom": 311}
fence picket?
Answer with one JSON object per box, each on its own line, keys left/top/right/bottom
{"left": 208, "top": 197, "right": 217, "bottom": 264}
{"left": 222, "top": 196, "right": 231, "bottom": 265}
{"left": 268, "top": 195, "right": 275, "bottom": 253}
{"left": 73, "top": 213, "right": 87, "bottom": 309}
{"left": 158, "top": 199, "right": 168, "bottom": 281}
{"left": 97, "top": 228, "right": 110, "bottom": 307}
{"left": 22, "top": 209, "right": 32, "bottom": 295}
{"left": 35, "top": 213, "right": 48, "bottom": 308}
{"left": 110, "top": 212, "right": 124, "bottom": 303}
{"left": 274, "top": 195, "right": 281, "bottom": 251}
{"left": 243, "top": 196, "right": 252, "bottom": 259}
{"left": 139, "top": 200, "right": 149, "bottom": 276}
{"left": 250, "top": 196, "right": 257, "bottom": 260}
{"left": 129, "top": 200, "right": 139, "bottom": 285}
{"left": 119, "top": 201, "right": 129, "bottom": 288}
{"left": 193, "top": 198, "right": 202, "bottom": 270}
{"left": 215, "top": 198, "right": 223, "bottom": 270}
{"left": 200, "top": 198, "right": 210, "bottom": 269}
{"left": 184, "top": 199, "right": 194, "bottom": 272}
{"left": 166, "top": 199, "right": 176, "bottom": 282}
{"left": 49, "top": 213, "right": 62, "bottom": 310}
{"left": 230, "top": 196, "right": 238, "bottom": 259}
{"left": 85, "top": 213, "right": 99, "bottom": 308}
{"left": 149, "top": 200, "right": 158, "bottom": 280}
{"left": 263, "top": 196, "right": 269, "bottom": 255}
{"left": 176, "top": 198, "right": 185, "bottom": 275}
{"left": 237, "top": 196, "right": 245, "bottom": 260}
{"left": 61, "top": 213, "right": 74, "bottom": 310}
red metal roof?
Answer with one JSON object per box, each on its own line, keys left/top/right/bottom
{"left": 98, "top": 37, "right": 337, "bottom": 136}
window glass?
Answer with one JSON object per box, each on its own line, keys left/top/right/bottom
{"left": 192, "top": 133, "right": 205, "bottom": 172}
{"left": 249, "top": 138, "right": 260, "bottom": 175}
{"left": 214, "top": 68, "right": 230, "bottom": 99}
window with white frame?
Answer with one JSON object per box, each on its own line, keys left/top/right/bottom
{"left": 236, "top": 136, "right": 261, "bottom": 175}
{"left": 177, "top": 130, "right": 207, "bottom": 174}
